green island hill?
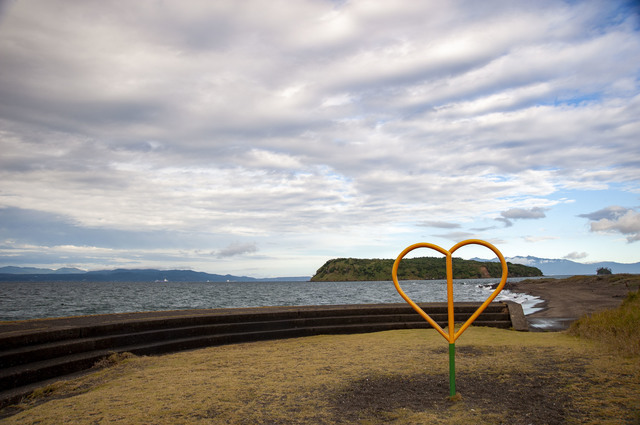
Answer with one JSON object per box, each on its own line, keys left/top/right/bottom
{"left": 310, "top": 256, "right": 543, "bottom": 282}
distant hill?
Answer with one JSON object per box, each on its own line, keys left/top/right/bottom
{"left": 0, "top": 267, "right": 310, "bottom": 282}
{"left": 502, "top": 256, "right": 640, "bottom": 276}
{"left": 310, "top": 257, "right": 542, "bottom": 282}
{"left": 0, "top": 266, "right": 86, "bottom": 274}
{"left": 82, "top": 269, "right": 255, "bottom": 282}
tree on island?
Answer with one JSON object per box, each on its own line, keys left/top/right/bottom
{"left": 596, "top": 267, "right": 612, "bottom": 275}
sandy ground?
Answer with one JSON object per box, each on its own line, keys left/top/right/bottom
{"left": 504, "top": 274, "right": 639, "bottom": 330}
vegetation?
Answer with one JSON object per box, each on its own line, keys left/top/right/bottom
{"left": 596, "top": 266, "right": 612, "bottom": 275}
{"left": 310, "top": 256, "right": 543, "bottom": 281}
{"left": 3, "top": 327, "right": 638, "bottom": 424}
{"left": 569, "top": 288, "right": 640, "bottom": 357}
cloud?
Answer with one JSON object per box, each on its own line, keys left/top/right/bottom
{"left": 470, "top": 226, "right": 498, "bottom": 232}
{"left": 524, "top": 236, "right": 559, "bottom": 243}
{"left": 497, "top": 207, "right": 547, "bottom": 227}
{"left": 434, "top": 231, "right": 477, "bottom": 241}
{"left": 502, "top": 207, "right": 548, "bottom": 220}
{"left": 579, "top": 206, "right": 629, "bottom": 221}
{"left": 0, "top": 1, "right": 638, "bottom": 273}
{"left": 418, "top": 221, "right": 460, "bottom": 229}
{"left": 579, "top": 206, "right": 640, "bottom": 242}
{"left": 0, "top": 0, "right": 15, "bottom": 19}
{"left": 563, "top": 251, "right": 588, "bottom": 260}
{"left": 216, "top": 242, "right": 258, "bottom": 258}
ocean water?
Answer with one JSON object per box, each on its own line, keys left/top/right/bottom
{"left": 0, "top": 278, "right": 543, "bottom": 321}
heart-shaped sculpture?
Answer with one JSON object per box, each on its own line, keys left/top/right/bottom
{"left": 391, "top": 239, "right": 508, "bottom": 343}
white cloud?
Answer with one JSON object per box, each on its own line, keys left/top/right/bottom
{"left": 217, "top": 242, "right": 258, "bottom": 258}
{"left": 321, "top": 93, "right": 354, "bottom": 107}
{"left": 564, "top": 252, "right": 588, "bottom": 260}
{"left": 418, "top": 221, "right": 461, "bottom": 229}
{"left": 497, "top": 207, "right": 548, "bottom": 227}
{"left": 0, "top": 0, "right": 639, "bottom": 273}
{"left": 502, "top": 207, "right": 547, "bottom": 220}
{"left": 581, "top": 206, "right": 640, "bottom": 243}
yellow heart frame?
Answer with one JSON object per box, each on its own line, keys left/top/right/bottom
{"left": 391, "top": 239, "right": 508, "bottom": 343}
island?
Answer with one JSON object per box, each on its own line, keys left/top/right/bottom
{"left": 310, "top": 257, "right": 543, "bottom": 281}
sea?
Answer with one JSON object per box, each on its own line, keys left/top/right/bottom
{"left": 0, "top": 278, "right": 545, "bottom": 322}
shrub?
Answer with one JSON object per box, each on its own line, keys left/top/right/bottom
{"left": 568, "top": 289, "right": 640, "bottom": 356}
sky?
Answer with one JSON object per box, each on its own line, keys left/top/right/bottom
{"left": 0, "top": 0, "right": 639, "bottom": 278}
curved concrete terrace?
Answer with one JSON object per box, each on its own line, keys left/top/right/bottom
{"left": 0, "top": 301, "right": 526, "bottom": 407}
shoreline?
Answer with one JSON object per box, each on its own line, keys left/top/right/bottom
{"left": 501, "top": 274, "right": 640, "bottom": 330}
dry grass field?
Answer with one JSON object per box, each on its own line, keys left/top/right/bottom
{"left": 2, "top": 323, "right": 639, "bottom": 424}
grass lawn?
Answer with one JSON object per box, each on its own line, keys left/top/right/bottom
{"left": 2, "top": 324, "right": 639, "bottom": 424}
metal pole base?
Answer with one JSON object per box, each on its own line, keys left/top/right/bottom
{"left": 449, "top": 343, "right": 457, "bottom": 399}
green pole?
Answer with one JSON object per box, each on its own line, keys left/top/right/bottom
{"left": 449, "top": 343, "right": 456, "bottom": 397}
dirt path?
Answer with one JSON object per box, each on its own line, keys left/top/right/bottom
{"left": 506, "top": 274, "right": 639, "bottom": 320}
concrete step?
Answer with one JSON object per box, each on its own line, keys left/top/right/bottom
{"left": 0, "top": 303, "right": 508, "bottom": 348}
{"left": 0, "top": 317, "right": 512, "bottom": 392}
{"left": 0, "top": 311, "right": 509, "bottom": 368}
{"left": 0, "top": 315, "right": 386, "bottom": 367}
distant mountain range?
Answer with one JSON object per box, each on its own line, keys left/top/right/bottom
{"left": 1, "top": 256, "right": 639, "bottom": 282}
{"left": 474, "top": 256, "right": 640, "bottom": 276}
{"left": 0, "top": 266, "right": 87, "bottom": 274}
{"left": 0, "top": 267, "right": 310, "bottom": 282}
